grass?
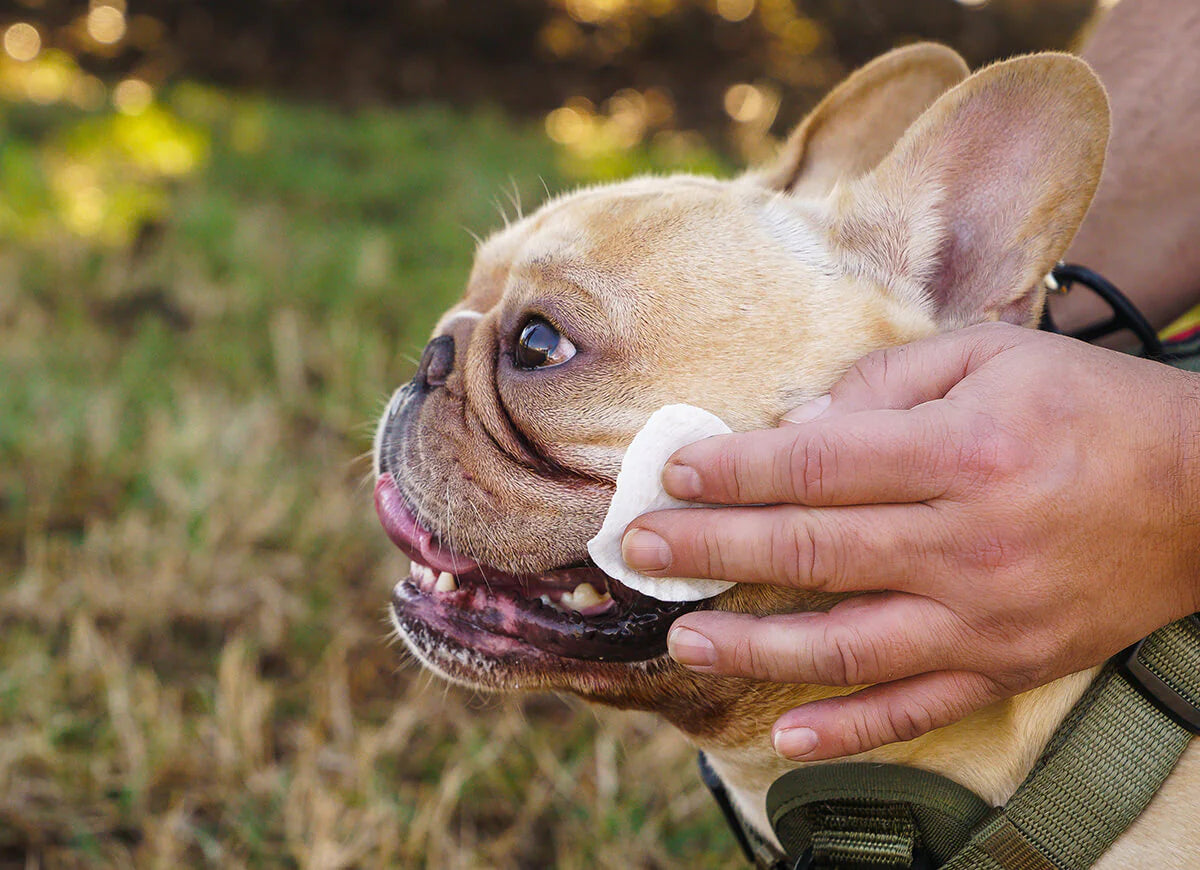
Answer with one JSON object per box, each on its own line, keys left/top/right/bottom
{"left": 0, "top": 86, "right": 740, "bottom": 868}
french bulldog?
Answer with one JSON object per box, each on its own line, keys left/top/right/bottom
{"left": 373, "top": 43, "right": 1199, "bottom": 865}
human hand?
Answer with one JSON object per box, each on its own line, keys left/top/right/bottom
{"left": 621, "top": 323, "right": 1200, "bottom": 761}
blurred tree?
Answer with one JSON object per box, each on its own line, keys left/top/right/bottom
{"left": 4, "top": 0, "right": 1096, "bottom": 150}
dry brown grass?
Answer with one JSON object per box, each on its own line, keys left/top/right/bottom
{"left": 0, "top": 96, "right": 739, "bottom": 868}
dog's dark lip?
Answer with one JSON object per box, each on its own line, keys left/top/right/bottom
{"left": 391, "top": 574, "right": 697, "bottom": 663}
{"left": 375, "top": 475, "right": 701, "bottom": 661}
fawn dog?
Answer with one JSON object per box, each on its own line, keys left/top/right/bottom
{"left": 373, "top": 44, "right": 1199, "bottom": 865}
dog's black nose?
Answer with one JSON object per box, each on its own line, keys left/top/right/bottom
{"left": 415, "top": 335, "right": 455, "bottom": 388}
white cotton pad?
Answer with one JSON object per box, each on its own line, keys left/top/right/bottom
{"left": 586, "top": 404, "right": 737, "bottom": 602}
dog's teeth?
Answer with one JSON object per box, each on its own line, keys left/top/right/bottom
{"left": 560, "top": 582, "right": 611, "bottom": 612}
{"left": 435, "top": 571, "right": 458, "bottom": 592}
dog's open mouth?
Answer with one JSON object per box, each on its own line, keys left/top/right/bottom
{"left": 375, "top": 476, "right": 699, "bottom": 662}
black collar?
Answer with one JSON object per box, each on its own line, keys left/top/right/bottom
{"left": 1040, "top": 261, "right": 1168, "bottom": 360}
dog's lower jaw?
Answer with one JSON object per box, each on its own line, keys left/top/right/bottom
{"left": 389, "top": 588, "right": 689, "bottom": 700}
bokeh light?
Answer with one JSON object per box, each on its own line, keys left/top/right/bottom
{"left": 723, "top": 82, "right": 764, "bottom": 122}
{"left": 565, "top": 0, "right": 630, "bottom": 24}
{"left": 87, "top": 4, "right": 128, "bottom": 45}
{"left": 545, "top": 99, "right": 595, "bottom": 146}
{"left": 3, "top": 22, "right": 41, "bottom": 62}
{"left": 542, "top": 84, "right": 709, "bottom": 179}
{"left": 540, "top": 17, "right": 584, "bottom": 57}
{"left": 24, "top": 55, "right": 72, "bottom": 104}
{"left": 716, "top": 0, "right": 755, "bottom": 23}
{"left": 113, "top": 77, "right": 152, "bottom": 114}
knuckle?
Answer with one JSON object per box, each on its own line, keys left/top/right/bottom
{"left": 958, "top": 526, "right": 1026, "bottom": 574}
{"left": 962, "top": 532, "right": 1011, "bottom": 572}
{"left": 770, "top": 443, "right": 800, "bottom": 502}
{"left": 817, "top": 622, "right": 872, "bottom": 685}
{"left": 845, "top": 347, "right": 896, "bottom": 395}
{"left": 886, "top": 697, "right": 936, "bottom": 743}
{"left": 802, "top": 435, "right": 829, "bottom": 502}
{"left": 955, "top": 432, "right": 998, "bottom": 482}
{"left": 714, "top": 449, "right": 745, "bottom": 502}
{"left": 692, "top": 524, "right": 728, "bottom": 579}
{"left": 766, "top": 518, "right": 798, "bottom": 585}
{"left": 1000, "top": 627, "right": 1069, "bottom": 688}
{"left": 959, "top": 609, "right": 1011, "bottom": 649}
{"left": 956, "top": 418, "right": 1024, "bottom": 485}
{"left": 957, "top": 615, "right": 1047, "bottom": 693}
{"left": 786, "top": 430, "right": 837, "bottom": 504}
{"left": 844, "top": 709, "right": 881, "bottom": 755}
{"left": 770, "top": 515, "right": 840, "bottom": 591}
{"left": 809, "top": 520, "right": 846, "bottom": 591}
{"left": 990, "top": 662, "right": 1039, "bottom": 695}
{"left": 729, "top": 634, "right": 768, "bottom": 680}
{"left": 956, "top": 671, "right": 1011, "bottom": 711}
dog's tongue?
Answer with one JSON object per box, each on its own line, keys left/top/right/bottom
{"left": 374, "top": 477, "right": 481, "bottom": 575}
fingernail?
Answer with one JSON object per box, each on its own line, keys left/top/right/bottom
{"left": 781, "top": 394, "right": 831, "bottom": 425}
{"left": 668, "top": 627, "right": 716, "bottom": 666}
{"left": 774, "top": 727, "right": 819, "bottom": 759}
{"left": 622, "top": 529, "right": 672, "bottom": 572}
{"left": 661, "top": 461, "right": 701, "bottom": 499}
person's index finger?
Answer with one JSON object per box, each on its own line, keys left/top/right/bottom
{"left": 663, "top": 405, "right": 959, "bottom": 507}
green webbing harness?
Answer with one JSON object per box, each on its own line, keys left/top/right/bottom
{"left": 702, "top": 615, "right": 1200, "bottom": 870}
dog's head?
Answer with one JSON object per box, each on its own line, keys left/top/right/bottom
{"left": 373, "top": 45, "right": 1108, "bottom": 740}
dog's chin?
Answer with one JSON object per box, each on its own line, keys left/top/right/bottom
{"left": 376, "top": 476, "right": 704, "bottom": 692}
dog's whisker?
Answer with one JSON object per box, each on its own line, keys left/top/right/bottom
{"left": 460, "top": 224, "right": 484, "bottom": 247}
{"left": 505, "top": 176, "right": 523, "bottom": 220}
{"left": 493, "top": 196, "right": 511, "bottom": 228}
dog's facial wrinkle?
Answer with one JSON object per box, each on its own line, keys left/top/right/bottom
{"left": 465, "top": 312, "right": 616, "bottom": 487}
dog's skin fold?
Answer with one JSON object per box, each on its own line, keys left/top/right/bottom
{"left": 375, "top": 43, "right": 1199, "bottom": 864}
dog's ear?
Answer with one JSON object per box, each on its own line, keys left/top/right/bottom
{"left": 832, "top": 54, "right": 1109, "bottom": 328}
{"left": 755, "top": 42, "right": 969, "bottom": 198}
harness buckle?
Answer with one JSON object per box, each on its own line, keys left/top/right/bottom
{"left": 1116, "top": 614, "right": 1200, "bottom": 734}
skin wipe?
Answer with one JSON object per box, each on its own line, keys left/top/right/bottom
{"left": 587, "top": 404, "right": 737, "bottom": 602}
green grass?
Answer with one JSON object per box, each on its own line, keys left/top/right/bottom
{"left": 0, "top": 87, "right": 739, "bottom": 867}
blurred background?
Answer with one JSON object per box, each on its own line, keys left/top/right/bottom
{"left": 0, "top": 1, "right": 1104, "bottom": 867}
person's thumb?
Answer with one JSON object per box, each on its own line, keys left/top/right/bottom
{"left": 779, "top": 324, "right": 1019, "bottom": 425}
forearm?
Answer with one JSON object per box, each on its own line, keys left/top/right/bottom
{"left": 1179, "top": 368, "right": 1200, "bottom": 616}
{"left": 1055, "top": 0, "right": 1200, "bottom": 331}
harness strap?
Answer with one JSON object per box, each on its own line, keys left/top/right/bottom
{"left": 768, "top": 763, "right": 991, "bottom": 868}
{"left": 809, "top": 801, "right": 916, "bottom": 867}
{"left": 943, "top": 614, "right": 1200, "bottom": 870}
{"left": 704, "top": 616, "right": 1200, "bottom": 869}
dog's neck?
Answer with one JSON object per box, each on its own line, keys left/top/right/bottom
{"left": 693, "top": 668, "right": 1099, "bottom": 848}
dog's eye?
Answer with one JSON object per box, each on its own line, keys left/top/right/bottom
{"left": 514, "top": 317, "right": 576, "bottom": 369}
